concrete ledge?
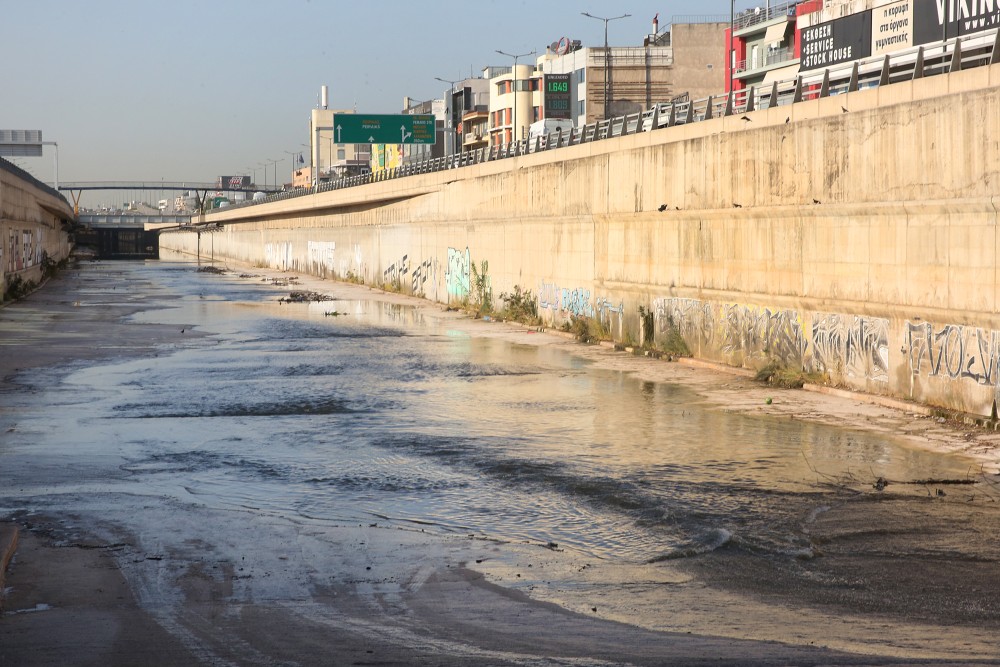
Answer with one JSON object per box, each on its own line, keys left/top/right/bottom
{"left": 0, "top": 523, "right": 20, "bottom": 611}
{"left": 678, "top": 356, "right": 757, "bottom": 378}
{"left": 802, "top": 383, "right": 936, "bottom": 417}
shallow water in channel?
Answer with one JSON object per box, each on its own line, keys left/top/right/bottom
{"left": 3, "top": 259, "right": 1000, "bottom": 660}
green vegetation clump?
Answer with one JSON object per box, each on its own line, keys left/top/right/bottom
{"left": 470, "top": 260, "right": 492, "bottom": 316}
{"left": 565, "top": 316, "right": 609, "bottom": 343}
{"left": 3, "top": 275, "right": 36, "bottom": 302}
{"left": 498, "top": 285, "right": 540, "bottom": 324}
{"left": 658, "top": 324, "right": 691, "bottom": 356}
{"left": 638, "top": 306, "right": 690, "bottom": 356}
{"left": 754, "top": 360, "right": 825, "bottom": 388}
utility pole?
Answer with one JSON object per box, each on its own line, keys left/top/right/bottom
{"left": 582, "top": 12, "right": 630, "bottom": 120}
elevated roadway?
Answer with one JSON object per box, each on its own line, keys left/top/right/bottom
{"left": 156, "top": 33, "right": 1000, "bottom": 418}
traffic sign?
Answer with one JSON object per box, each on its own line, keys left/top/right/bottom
{"left": 332, "top": 114, "right": 436, "bottom": 145}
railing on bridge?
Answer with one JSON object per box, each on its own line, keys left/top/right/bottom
{"left": 78, "top": 213, "right": 192, "bottom": 227}
{"left": 206, "top": 29, "right": 999, "bottom": 216}
{"left": 59, "top": 181, "right": 279, "bottom": 192}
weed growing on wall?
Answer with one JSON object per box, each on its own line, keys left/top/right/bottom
{"left": 470, "top": 260, "right": 493, "bottom": 316}
{"left": 565, "top": 316, "right": 610, "bottom": 343}
{"left": 659, "top": 324, "right": 691, "bottom": 357}
{"left": 499, "top": 285, "right": 539, "bottom": 324}
{"left": 754, "top": 360, "right": 825, "bottom": 388}
{"left": 3, "top": 275, "right": 36, "bottom": 302}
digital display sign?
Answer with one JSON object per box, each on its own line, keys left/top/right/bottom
{"left": 544, "top": 73, "right": 572, "bottom": 120}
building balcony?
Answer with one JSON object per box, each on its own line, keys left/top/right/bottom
{"left": 733, "top": 0, "right": 797, "bottom": 32}
{"left": 735, "top": 46, "right": 796, "bottom": 75}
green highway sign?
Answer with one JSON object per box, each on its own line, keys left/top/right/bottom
{"left": 332, "top": 113, "right": 436, "bottom": 145}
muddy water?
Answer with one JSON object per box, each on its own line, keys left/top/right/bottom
{"left": 3, "top": 259, "right": 1000, "bottom": 661}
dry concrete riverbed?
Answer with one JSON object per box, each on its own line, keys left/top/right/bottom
{"left": 2, "top": 255, "right": 1000, "bottom": 666}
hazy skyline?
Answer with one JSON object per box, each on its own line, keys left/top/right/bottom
{"left": 5, "top": 0, "right": 741, "bottom": 203}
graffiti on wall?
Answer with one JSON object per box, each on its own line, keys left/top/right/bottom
{"left": 409, "top": 257, "right": 436, "bottom": 295}
{"left": 446, "top": 247, "right": 471, "bottom": 299}
{"left": 653, "top": 298, "right": 715, "bottom": 347}
{"left": 907, "top": 321, "right": 1000, "bottom": 389}
{"left": 6, "top": 229, "right": 40, "bottom": 273}
{"left": 383, "top": 254, "right": 410, "bottom": 287}
{"left": 595, "top": 296, "right": 623, "bottom": 334}
{"left": 811, "top": 314, "right": 889, "bottom": 382}
{"left": 720, "top": 304, "right": 806, "bottom": 366}
{"left": 538, "top": 281, "right": 595, "bottom": 317}
{"left": 307, "top": 241, "right": 336, "bottom": 275}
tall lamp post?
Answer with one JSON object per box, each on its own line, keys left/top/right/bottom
{"left": 434, "top": 76, "right": 461, "bottom": 156}
{"left": 284, "top": 149, "right": 301, "bottom": 181}
{"left": 495, "top": 50, "right": 535, "bottom": 147}
{"left": 581, "top": 12, "right": 630, "bottom": 120}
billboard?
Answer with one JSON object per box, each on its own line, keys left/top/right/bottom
{"left": 218, "top": 175, "right": 251, "bottom": 189}
{"left": 803, "top": 0, "right": 1000, "bottom": 71}
{"left": 0, "top": 129, "right": 43, "bottom": 158}
{"left": 801, "top": 12, "right": 873, "bottom": 71}
{"left": 544, "top": 73, "right": 572, "bottom": 120}
{"left": 911, "top": 0, "right": 1000, "bottom": 45}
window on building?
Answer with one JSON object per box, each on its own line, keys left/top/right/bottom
{"left": 576, "top": 68, "right": 585, "bottom": 83}
{"left": 337, "top": 149, "right": 346, "bottom": 160}
{"left": 532, "top": 106, "right": 540, "bottom": 122}
{"left": 578, "top": 100, "right": 585, "bottom": 116}
{"left": 506, "top": 108, "right": 512, "bottom": 124}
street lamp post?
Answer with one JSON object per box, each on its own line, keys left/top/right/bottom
{"left": 272, "top": 158, "right": 284, "bottom": 190}
{"left": 284, "top": 149, "right": 301, "bottom": 181}
{"left": 434, "top": 76, "right": 461, "bottom": 156}
{"left": 495, "top": 49, "right": 536, "bottom": 148}
{"left": 581, "top": 12, "right": 630, "bottom": 120}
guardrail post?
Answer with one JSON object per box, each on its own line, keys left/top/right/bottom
{"left": 723, "top": 91, "right": 734, "bottom": 116}
{"left": 684, "top": 102, "right": 694, "bottom": 124}
{"left": 745, "top": 87, "right": 756, "bottom": 113}
{"left": 950, "top": 39, "right": 963, "bottom": 72}
{"left": 848, "top": 62, "right": 859, "bottom": 92}
{"left": 768, "top": 82, "right": 779, "bottom": 109}
{"left": 879, "top": 54, "right": 891, "bottom": 86}
{"left": 913, "top": 46, "right": 925, "bottom": 79}
{"left": 649, "top": 104, "right": 659, "bottom": 130}
{"left": 991, "top": 29, "right": 1000, "bottom": 65}
{"left": 667, "top": 104, "right": 677, "bottom": 126}
{"left": 819, "top": 69, "right": 830, "bottom": 97}
{"left": 792, "top": 76, "right": 803, "bottom": 103}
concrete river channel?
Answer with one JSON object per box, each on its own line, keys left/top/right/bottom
{"left": 2, "top": 256, "right": 1000, "bottom": 665}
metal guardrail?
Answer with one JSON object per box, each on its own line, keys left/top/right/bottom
{"left": 79, "top": 213, "right": 192, "bottom": 226}
{"left": 211, "top": 29, "right": 1000, "bottom": 217}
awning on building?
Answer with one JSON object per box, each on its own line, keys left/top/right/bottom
{"left": 763, "top": 20, "right": 789, "bottom": 46}
{"left": 761, "top": 64, "right": 798, "bottom": 85}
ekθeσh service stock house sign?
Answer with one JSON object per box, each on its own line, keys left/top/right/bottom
{"left": 800, "top": 0, "right": 1000, "bottom": 72}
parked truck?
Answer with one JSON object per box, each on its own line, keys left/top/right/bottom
{"left": 528, "top": 119, "right": 575, "bottom": 151}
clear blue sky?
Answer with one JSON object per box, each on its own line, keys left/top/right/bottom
{"left": 5, "top": 0, "right": 739, "bottom": 193}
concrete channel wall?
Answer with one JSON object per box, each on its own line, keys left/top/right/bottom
{"left": 161, "top": 64, "right": 1000, "bottom": 417}
{"left": 0, "top": 158, "right": 74, "bottom": 301}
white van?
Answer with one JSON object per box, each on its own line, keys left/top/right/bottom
{"left": 528, "top": 119, "right": 575, "bottom": 150}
